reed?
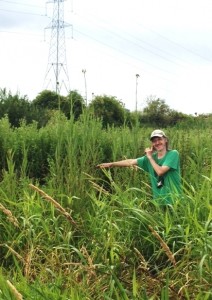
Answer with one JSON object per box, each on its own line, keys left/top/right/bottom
{"left": 0, "top": 115, "right": 211, "bottom": 299}
{"left": 7, "top": 280, "right": 23, "bottom": 300}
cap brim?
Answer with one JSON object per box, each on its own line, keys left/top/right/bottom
{"left": 150, "top": 134, "right": 163, "bottom": 140}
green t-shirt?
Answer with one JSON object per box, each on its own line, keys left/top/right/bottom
{"left": 137, "top": 150, "right": 182, "bottom": 205}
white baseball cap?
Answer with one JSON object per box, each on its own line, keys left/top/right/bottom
{"left": 150, "top": 129, "right": 167, "bottom": 140}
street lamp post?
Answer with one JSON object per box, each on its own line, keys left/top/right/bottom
{"left": 135, "top": 74, "right": 140, "bottom": 112}
{"left": 82, "top": 69, "right": 87, "bottom": 106}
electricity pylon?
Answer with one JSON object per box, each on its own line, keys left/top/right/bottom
{"left": 44, "top": 0, "right": 71, "bottom": 95}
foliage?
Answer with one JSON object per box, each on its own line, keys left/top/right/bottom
{"left": 1, "top": 87, "right": 211, "bottom": 129}
{"left": 0, "top": 117, "right": 211, "bottom": 299}
{"left": 0, "top": 88, "right": 44, "bottom": 127}
{"left": 176, "top": 113, "right": 212, "bottom": 130}
{"left": 33, "top": 89, "right": 85, "bottom": 121}
{"left": 66, "top": 90, "right": 86, "bottom": 120}
{"left": 89, "top": 95, "right": 126, "bottom": 128}
{"left": 33, "top": 90, "right": 61, "bottom": 110}
{"left": 141, "top": 96, "right": 187, "bottom": 127}
{"left": 0, "top": 89, "right": 51, "bottom": 128}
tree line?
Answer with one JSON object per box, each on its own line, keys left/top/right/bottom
{"left": 0, "top": 88, "right": 211, "bottom": 128}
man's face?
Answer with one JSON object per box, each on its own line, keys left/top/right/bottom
{"left": 151, "top": 137, "right": 167, "bottom": 151}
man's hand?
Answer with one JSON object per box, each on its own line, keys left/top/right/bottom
{"left": 96, "top": 162, "right": 113, "bottom": 168}
{"left": 145, "top": 147, "right": 154, "bottom": 159}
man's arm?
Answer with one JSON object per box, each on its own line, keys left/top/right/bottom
{"left": 97, "top": 159, "right": 138, "bottom": 168}
{"left": 147, "top": 156, "right": 170, "bottom": 176}
{"left": 145, "top": 147, "right": 170, "bottom": 176}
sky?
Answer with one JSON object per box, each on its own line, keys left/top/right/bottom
{"left": 0, "top": 0, "right": 212, "bottom": 115}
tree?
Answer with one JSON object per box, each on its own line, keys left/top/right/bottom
{"left": 89, "top": 95, "right": 126, "bottom": 127}
{"left": 0, "top": 88, "right": 40, "bottom": 127}
{"left": 33, "top": 89, "right": 85, "bottom": 120}
{"left": 66, "top": 90, "right": 85, "bottom": 120}
{"left": 33, "top": 90, "right": 62, "bottom": 110}
{"left": 142, "top": 96, "right": 172, "bottom": 127}
{"left": 141, "top": 96, "right": 188, "bottom": 127}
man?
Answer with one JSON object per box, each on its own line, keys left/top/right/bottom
{"left": 97, "top": 129, "right": 182, "bottom": 205}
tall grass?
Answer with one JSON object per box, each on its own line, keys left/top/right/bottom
{"left": 0, "top": 113, "right": 211, "bottom": 299}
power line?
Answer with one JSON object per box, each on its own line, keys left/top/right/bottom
{"left": 74, "top": 29, "right": 178, "bottom": 77}
{"left": 72, "top": 11, "right": 211, "bottom": 83}
{"left": 73, "top": 28, "right": 178, "bottom": 96}
{"left": 74, "top": 9, "right": 212, "bottom": 64}
{"left": 0, "top": 29, "right": 43, "bottom": 38}
{"left": 136, "top": 22, "right": 212, "bottom": 63}
{"left": 0, "top": 8, "right": 46, "bottom": 16}
{"left": 0, "top": 0, "right": 43, "bottom": 9}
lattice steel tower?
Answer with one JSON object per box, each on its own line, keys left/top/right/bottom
{"left": 44, "top": 0, "right": 70, "bottom": 94}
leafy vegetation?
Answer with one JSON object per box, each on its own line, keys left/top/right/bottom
{"left": 0, "top": 108, "right": 211, "bottom": 299}
{"left": 88, "top": 95, "right": 128, "bottom": 128}
{"left": 2, "top": 87, "right": 211, "bottom": 129}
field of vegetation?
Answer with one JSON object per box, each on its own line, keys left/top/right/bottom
{"left": 0, "top": 113, "right": 211, "bottom": 299}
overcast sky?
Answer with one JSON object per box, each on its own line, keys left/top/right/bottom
{"left": 0, "top": 0, "right": 212, "bottom": 115}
